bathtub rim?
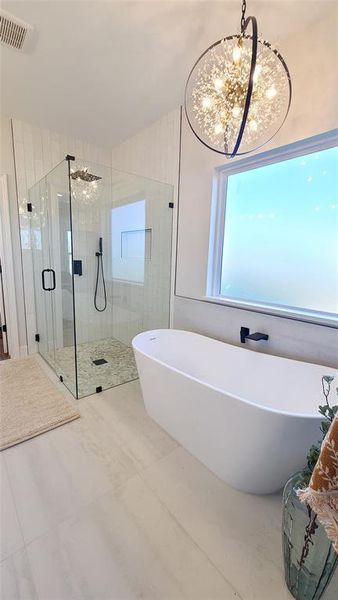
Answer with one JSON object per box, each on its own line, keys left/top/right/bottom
{"left": 132, "top": 328, "right": 335, "bottom": 421}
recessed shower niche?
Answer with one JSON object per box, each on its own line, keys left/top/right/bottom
{"left": 29, "top": 156, "right": 173, "bottom": 398}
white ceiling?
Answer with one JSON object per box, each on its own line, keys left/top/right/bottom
{"left": 0, "top": 0, "right": 334, "bottom": 147}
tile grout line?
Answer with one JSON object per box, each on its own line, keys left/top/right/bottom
{"left": 20, "top": 470, "right": 143, "bottom": 555}
{"left": 139, "top": 448, "right": 289, "bottom": 589}
{"left": 2, "top": 454, "right": 40, "bottom": 600}
{"left": 2, "top": 454, "right": 26, "bottom": 553}
{"left": 138, "top": 451, "right": 244, "bottom": 600}
{"left": 10, "top": 433, "right": 180, "bottom": 558}
{"left": 2, "top": 380, "right": 178, "bottom": 553}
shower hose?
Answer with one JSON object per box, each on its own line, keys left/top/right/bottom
{"left": 94, "top": 239, "right": 107, "bottom": 312}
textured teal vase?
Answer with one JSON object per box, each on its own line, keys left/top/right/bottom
{"left": 282, "top": 472, "right": 338, "bottom": 600}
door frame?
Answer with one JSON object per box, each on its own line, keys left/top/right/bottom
{"left": 0, "top": 174, "right": 20, "bottom": 358}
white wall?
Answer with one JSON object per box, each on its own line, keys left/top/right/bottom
{"left": 112, "top": 107, "right": 182, "bottom": 330}
{"left": 0, "top": 116, "right": 27, "bottom": 355}
{"left": 174, "top": 6, "right": 338, "bottom": 368}
{"left": 11, "top": 118, "right": 111, "bottom": 353}
{"left": 111, "top": 108, "right": 181, "bottom": 185}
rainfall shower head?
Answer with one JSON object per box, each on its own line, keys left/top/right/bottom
{"left": 70, "top": 166, "right": 102, "bottom": 205}
{"left": 70, "top": 168, "right": 102, "bottom": 182}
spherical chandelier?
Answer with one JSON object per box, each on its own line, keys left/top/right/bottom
{"left": 184, "top": 0, "right": 292, "bottom": 157}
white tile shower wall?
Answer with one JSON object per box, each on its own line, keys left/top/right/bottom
{"left": 70, "top": 165, "right": 172, "bottom": 348}
{"left": 71, "top": 166, "right": 115, "bottom": 346}
{"left": 12, "top": 119, "right": 111, "bottom": 353}
{"left": 110, "top": 175, "right": 173, "bottom": 346}
{"left": 111, "top": 108, "right": 181, "bottom": 341}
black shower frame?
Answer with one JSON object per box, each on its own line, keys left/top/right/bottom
{"left": 65, "top": 154, "right": 80, "bottom": 399}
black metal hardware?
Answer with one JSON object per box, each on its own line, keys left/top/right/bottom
{"left": 41, "top": 268, "right": 56, "bottom": 291}
{"left": 96, "top": 386, "right": 103, "bottom": 393}
{"left": 240, "top": 326, "right": 269, "bottom": 344}
{"left": 35, "top": 333, "right": 40, "bottom": 342}
{"left": 50, "top": 269, "right": 56, "bottom": 291}
{"left": 231, "top": 15, "right": 258, "bottom": 157}
{"left": 27, "top": 202, "right": 32, "bottom": 212}
{"left": 2, "top": 324, "right": 7, "bottom": 333}
{"left": 42, "top": 269, "right": 49, "bottom": 291}
{"left": 59, "top": 375, "right": 63, "bottom": 382}
{"left": 73, "top": 260, "right": 83, "bottom": 276}
{"left": 169, "top": 202, "right": 174, "bottom": 208}
{"left": 241, "top": 0, "right": 247, "bottom": 32}
{"left": 93, "top": 358, "right": 107, "bottom": 366}
{"left": 66, "top": 154, "right": 79, "bottom": 401}
{"left": 94, "top": 237, "right": 107, "bottom": 312}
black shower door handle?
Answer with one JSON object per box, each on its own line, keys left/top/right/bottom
{"left": 41, "top": 269, "right": 49, "bottom": 291}
{"left": 41, "top": 268, "right": 56, "bottom": 291}
{"left": 50, "top": 269, "right": 56, "bottom": 290}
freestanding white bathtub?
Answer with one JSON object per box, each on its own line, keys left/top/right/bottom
{"left": 132, "top": 329, "right": 337, "bottom": 495}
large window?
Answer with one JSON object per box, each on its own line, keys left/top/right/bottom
{"left": 209, "top": 135, "right": 338, "bottom": 324}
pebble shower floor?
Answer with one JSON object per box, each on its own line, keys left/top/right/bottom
{"left": 47, "top": 337, "right": 138, "bottom": 398}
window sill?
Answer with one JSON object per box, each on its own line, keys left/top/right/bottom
{"left": 203, "top": 295, "right": 338, "bottom": 328}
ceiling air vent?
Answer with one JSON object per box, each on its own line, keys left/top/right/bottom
{"left": 0, "top": 9, "right": 34, "bottom": 51}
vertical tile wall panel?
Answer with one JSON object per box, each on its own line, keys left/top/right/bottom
{"left": 12, "top": 118, "right": 111, "bottom": 353}
{"left": 111, "top": 107, "right": 181, "bottom": 336}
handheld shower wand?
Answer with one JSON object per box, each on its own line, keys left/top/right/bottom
{"left": 94, "top": 237, "right": 107, "bottom": 312}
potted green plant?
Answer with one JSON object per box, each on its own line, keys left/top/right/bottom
{"left": 282, "top": 376, "right": 338, "bottom": 600}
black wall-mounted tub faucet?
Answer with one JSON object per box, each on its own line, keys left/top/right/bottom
{"left": 240, "top": 327, "right": 269, "bottom": 344}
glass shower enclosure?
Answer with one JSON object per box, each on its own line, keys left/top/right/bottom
{"left": 29, "top": 156, "right": 173, "bottom": 399}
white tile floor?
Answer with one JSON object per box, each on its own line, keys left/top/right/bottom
{"left": 1, "top": 356, "right": 337, "bottom": 600}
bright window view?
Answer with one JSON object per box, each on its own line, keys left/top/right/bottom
{"left": 219, "top": 146, "right": 338, "bottom": 316}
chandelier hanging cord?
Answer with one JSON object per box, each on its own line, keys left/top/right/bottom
{"left": 231, "top": 14, "right": 257, "bottom": 157}
{"left": 241, "top": 0, "right": 247, "bottom": 32}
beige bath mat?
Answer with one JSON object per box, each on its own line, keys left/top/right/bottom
{"left": 0, "top": 357, "right": 80, "bottom": 450}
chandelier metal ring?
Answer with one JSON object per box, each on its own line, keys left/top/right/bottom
{"left": 231, "top": 15, "right": 257, "bottom": 157}
{"left": 184, "top": 10, "right": 292, "bottom": 158}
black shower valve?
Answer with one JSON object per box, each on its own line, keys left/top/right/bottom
{"left": 73, "top": 260, "right": 83, "bottom": 276}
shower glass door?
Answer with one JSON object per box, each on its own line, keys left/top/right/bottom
{"left": 70, "top": 159, "right": 173, "bottom": 398}
{"left": 30, "top": 177, "right": 56, "bottom": 365}
{"left": 30, "top": 160, "right": 77, "bottom": 397}
{"left": 30, "top": 156, "right": 173, "bottom": 400}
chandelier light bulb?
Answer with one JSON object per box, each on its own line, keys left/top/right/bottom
{"left": 232, "top": 43, "right": 242, "bottom": 65}
{"left": 266, "top": 85, "right": 277, "bottom": 99}
{"left": 253, "top": 63, "right": 262, "bottom": 83}
{"left": 213, "top": 78, "right": 224, "bottom": 91}
{"left": 184, "top": 0, "right": 292, "bottom": 157}
{"left": 202, "top": 96, "right": 213, "bottom": 109}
